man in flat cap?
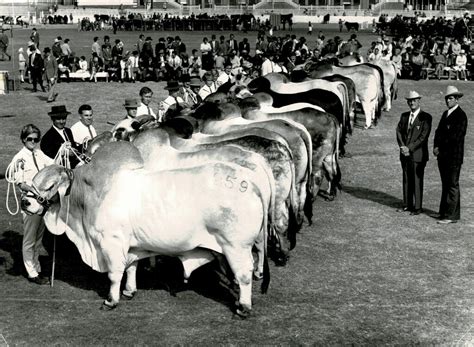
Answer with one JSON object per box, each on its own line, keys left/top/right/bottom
{"left": 396, "top": 90, "right": 432, "bottom": 215}
{"left": 433, "top": 86, "right": 468, "bottom": 224}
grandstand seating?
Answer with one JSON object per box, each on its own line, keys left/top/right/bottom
{"left": 253, "top": 0, "right": 299, "bottom": 9}
{"left": 0, "top": 4, "right": 46, "bottom": 18}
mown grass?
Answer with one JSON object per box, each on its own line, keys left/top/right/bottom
{"left": 0, "top": 25, "right": 472, "bottom": 345}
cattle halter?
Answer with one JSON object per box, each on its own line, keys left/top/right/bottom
{"left": 30, "top": 183, "right": 53, "bottom": 213}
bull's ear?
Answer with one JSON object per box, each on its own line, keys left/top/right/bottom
{"left": 57, "top": 168, "right": 74, "bottom": 197}
{"left": 131, "top": 121, "right": 141, "bottom": 131}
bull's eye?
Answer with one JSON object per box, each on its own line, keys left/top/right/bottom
{"left": 46, "top": 184, "right": 55, "bottom": 191}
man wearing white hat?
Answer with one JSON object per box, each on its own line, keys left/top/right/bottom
{"left": 396, "top": 91, "right": 432, "bottom": 215}
{"left": 433, "top": 86, "right": 468, "bottom": 224}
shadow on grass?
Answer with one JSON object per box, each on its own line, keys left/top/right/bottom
{"left": 137, "top": 256, "right": 238, "bottom": 312}
{"left": 342, "top": 185, "right": 437, "bottom": 215}
{"left": 0, "top": 230, "right": 24, "bottom": 276}
{"left": 41, "top": 233, "right": 237, "bottom": 311}
{"left": 35, "top": 95, "right": 50, "bottom": 102}
{"left": 41, "top": 231, "right": 110, "bottom": 298}
{"left": 343, "top": 185, "right": 403, "bottom": 209}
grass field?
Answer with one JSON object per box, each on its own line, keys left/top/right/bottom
{"left": 0, "top": 25, "right": 473, "bottom": 345}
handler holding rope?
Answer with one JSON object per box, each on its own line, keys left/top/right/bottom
{"left": 40, "top": 105, "right": 81, "bottom": 168}
{"left": 6, "top": 124, "right": 53, "bottom": 285}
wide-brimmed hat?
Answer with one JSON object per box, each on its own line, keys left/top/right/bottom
{"left": 444, "top": 85, "right": 463, "bottom": 98}
{"left": 164, "top": 80, "right": 180, "bottom": 91}
{"left": 123, "top": 98, "right": 139, "bottom": 108}
{"left": 48, "top": 105, "right": 71, "bottom": 118}
{"left": 405, "top": 90, "right": 422, "bottom": 100}
{"left": 460, "top": 49, "right": 465, "bottom": 54}
{"left": 27, "top": 40, "right": 35, "bottom": 47}
{"left": 181, "top": 74, "right": 191, "bottom": 83}
{"left": 189, "top": 77, "right": 201, "bottom": 87}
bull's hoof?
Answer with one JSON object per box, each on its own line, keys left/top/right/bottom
{"left": 253, "top": 271, "right": 263, "bottom": 281}
{"left": 100, "top": 299, "right": 117, "bottom": 311}
{"left": 274, "top": 256, "right": 288, "bottom": 267}
{"left": 325, "top": 194, "right": 335, "bottom": 202}
{"left": 234, "top": 303, "right": 252, "bottom": 319}
{"left": 121, "top": 290, "right": 137, "bottom": 300}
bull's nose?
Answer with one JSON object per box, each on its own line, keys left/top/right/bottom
{"left": 21, "top": 199, "right": 31, "bottom": 208}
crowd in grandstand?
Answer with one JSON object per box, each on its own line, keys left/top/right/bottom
{"left": 373, "top": 13, "right": 473, "bottom": 80}
{"left": 15, "top": 12, "right": 474, "bottom": 106}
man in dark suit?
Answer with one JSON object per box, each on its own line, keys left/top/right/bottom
{"left": 433, "top": 86, "right": 468, "bottom": 224}
{"left": 238, "top": 38, "right": 251, "bottom": 57}
{"left": 28, "top": 43, "right": 45, "bottom": 93}
{"left": 209, "top": 34, "right": 219, "bottom": 56}
{"left": 396, "top": 91, "right": 432, "bottom": 215}
{"left": 43, "top": 47, "right": 58, "bottom": 103}
{"left": 30, "top": 28, "right": 40, "bottom": 48}
{"left": 40, "top": 105, "right": 80, "bottom": 168}
{"left": 227, "top": 34, "right": 238, "bottom": 55}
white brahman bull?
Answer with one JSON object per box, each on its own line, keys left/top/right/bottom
{"left": 259, "top": 72, "right": 350, "bottom": 130}
{"left": 132, "top": 128, "right": 280, "bottom": 277}
{"left": 304, "top": 61, "right": 383, "bottom": 130}
{"left": 250, "top": 73, "right": 352, "bottom": 156}
{"left": 167, "top": 126, "right": 299, "bottom": 260}
{"left": 338, "top": 55, "right": 398, "bottom": 112}
{"left": 244, "top": 94, "right": 342, "bottom": 201}
{"left": 21, "top": 142, "right": 270, "bottom": 317}
{"left": 193, "top": 101, "right": 312, "bottom": 228}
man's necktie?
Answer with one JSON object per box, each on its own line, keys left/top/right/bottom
{"left": 32, "top": 152, "right": 40, "bottom": 172}
{"left": 87, "top": 125, "right": 94, "bottom": 139}
{"left": 63, "top": 130, "right": 69, "bottom": 142}
{"left": 408, "top": 113, "right": 415, "bottom": 133}
{"left": 147, "top": 106, "right": 151, "bottom": 115}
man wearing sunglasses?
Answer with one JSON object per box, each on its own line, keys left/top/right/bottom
{"left": 40, "top": 105, "right": 81, "bottom": 168}
{"left": 9, "top": 124, "right": 53, "bottom": 284}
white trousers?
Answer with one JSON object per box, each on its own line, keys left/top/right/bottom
{"left": 21, "top": 212, "right": 45, "bottom": 278}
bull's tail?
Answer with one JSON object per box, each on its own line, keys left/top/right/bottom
{"left": 290, "top": 121, "right": 314, "bottom": 226}
{"left": 261, "top": 201, "right": 271, "bottom": 294}
{"left": 261, "top": 245, "right": 270, "bottom": 294}
{"left": 304, "top": 182, "right": 314, "bottom": 225}
{"left": 333, "top": 122, "right": 342, "bottom": 192}
{"left": 287, "top": 161, "right": 300, "bottom": 250}
{"left": 324, "top": 121, "right": 342, "bottom": 198}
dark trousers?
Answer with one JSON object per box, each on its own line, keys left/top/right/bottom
{"left": 401, "top": 159, "right": 426, "bottom": 211}
{"left": 438, "top": 160, "right": 462, "bottom": 220}
{"left": 30, "top": 68, "right": 45, "bottom": 91}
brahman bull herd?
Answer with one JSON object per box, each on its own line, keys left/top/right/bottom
{"left": 21, "top": 59, "right": 398, "bottom": 318}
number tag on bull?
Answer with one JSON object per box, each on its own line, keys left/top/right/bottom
{"left": 225, "top": 175, "right": 248, "bottom": 193}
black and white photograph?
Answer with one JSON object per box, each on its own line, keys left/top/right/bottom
{"left": 0, "top": 0, "right": 472, "bottom": 344}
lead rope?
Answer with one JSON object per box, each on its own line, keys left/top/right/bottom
{"left": 4, "top": 160, "right": 25, "bottom": 215}
{"left": 51, "top": 143, "right": 79, "bottom": 287}
{"left": 50, "top": 193, "right": 69, "bottom": 288}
